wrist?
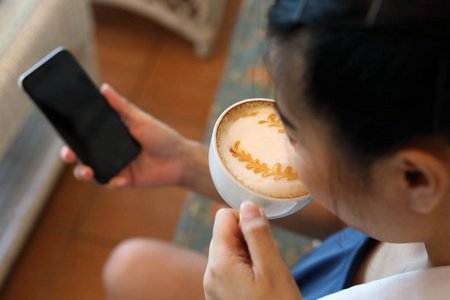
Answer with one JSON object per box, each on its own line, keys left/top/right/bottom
{"left": 178, "top": 139, "right": 222, "bottom": 201}
{"left": 178, "top": 139, "right": 207, "bottom": 188}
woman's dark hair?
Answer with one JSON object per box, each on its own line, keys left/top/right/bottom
{"left": 268, "top": 0, "right": 450, "bottom": 164}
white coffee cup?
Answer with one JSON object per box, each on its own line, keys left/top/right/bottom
{"left": 209, "top": 98, "right": 312, "bottom": 219}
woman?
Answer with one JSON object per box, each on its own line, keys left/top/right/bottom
{"left": 62, "top": 0, "right": 450, "bottom": 298}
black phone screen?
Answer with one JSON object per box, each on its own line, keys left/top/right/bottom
{"left": 20, "top": 49, "right": 141, "bottom": 184}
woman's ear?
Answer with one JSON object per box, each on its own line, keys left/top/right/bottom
{"left": 393, "top": 149, "right": 448, "bottom": 214}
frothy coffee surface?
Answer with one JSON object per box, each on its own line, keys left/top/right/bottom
{"left": 217, "top": 101, "right": 308, "bottom": 199}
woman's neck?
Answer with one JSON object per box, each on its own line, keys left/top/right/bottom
{"left": 425, "top": 227, "right": 450, "bottom": 267}
{"left": 353, "top": 241, "right": 431, "bottom": 286}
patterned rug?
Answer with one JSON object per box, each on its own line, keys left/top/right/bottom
{"left": 173, "top": 0, "right": 313, "bottom": 268}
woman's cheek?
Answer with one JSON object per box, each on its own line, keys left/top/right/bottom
{"left": 294, "top": 153, "right": 314, "bottom": 192}
{"left": 294, "top": 151, "right": 330, "bottom": 208}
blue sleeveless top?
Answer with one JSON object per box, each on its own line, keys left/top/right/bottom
{"left": 291, "top": 227, "right": 377, "bottom": 300}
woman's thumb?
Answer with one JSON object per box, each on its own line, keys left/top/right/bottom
{"left": 100, "top": 83, "right": 141, "bottom": 125}
{"left": 239, "top": 202, "right": 282, "bottom": 269}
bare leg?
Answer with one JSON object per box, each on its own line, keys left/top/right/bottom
{"left": 103, "top": 238, "right": 207, "bottom": 300}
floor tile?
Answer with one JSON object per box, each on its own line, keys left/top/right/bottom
{"left": 46, "top": 239, "right": 111, "bottom": 300}
{"left": 39, "top": 167, "right": 97, "bottom": 234}
{"left": 137, "top": 0, "right": 242, "bottom": 139}
{"left": 138, "top": 25, "right": 231, "bottom": 122}
{"left": 0, "top": 230, "right": 71, "bottom": 300}
{"left": 80, "top": 186, "right": 186, "bottom": 243}
{"left": 94, "top": 5, "right": 164, "bottom": 101}
{"left": 1, "top": 269, "right": 50, "bottom": 300}
{"left": 11, "top": 230, "right": 72, "bottom": 276}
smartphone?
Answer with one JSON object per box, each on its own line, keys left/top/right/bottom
{"left": 18, "top": 47, "right": 141, "bottom": 184}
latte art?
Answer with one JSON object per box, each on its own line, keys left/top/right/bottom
{"left": 229, "top": 141, "right": 299, "bottom": 182}
{"left": 216, "top": 101, "right": 308, "bottom": 199}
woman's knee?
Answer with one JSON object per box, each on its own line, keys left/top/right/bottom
{"left": 102, "top": 238, "right": 207, "bottom": 299}
{"left": 102, "top": 238, "right": 169, "bottom": 297}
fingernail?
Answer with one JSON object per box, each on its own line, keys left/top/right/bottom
{"left": 100, "top": 82, "right": 109, "bottom": 92}
{"left": 60, "top": 147, "right": 68, "bottom": 159}
{"left": 240, "top": 201, "right": 263, "bottom": 219}
{"left": 114, "top": 177, "right": 127, "bottom": 188}
{"left": 80, "top": 168, "right": 89, "bottom": 178}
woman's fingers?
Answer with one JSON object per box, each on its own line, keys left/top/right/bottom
{"left": 108, "top": 176, "right": 128, "bottom": 189}
{"left": 100, "top": 83, "right": 144, "bottom": 126}
{"left": 239, "top": 202, "right": 283, "bottom": 271}
{"left": 70, "top": 160, "right": 128, "bottom": 188}
{"left": 61, "top": 146, "right": 93, "bottom": 181}
{"left": 73, "top": 165, "right": 94, "bottom": 181}
{"left": 210, "top": 209, "right": 242, "bottom": 258}
{"left": 60, "top": 146, "right": 76, "bottom": 163}
{"left": 205, "top": 205, "right": 302, "bottom": 300}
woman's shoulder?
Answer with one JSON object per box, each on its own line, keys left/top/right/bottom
{"left": 319, "top": 266, "right": 450, "bottom": 300}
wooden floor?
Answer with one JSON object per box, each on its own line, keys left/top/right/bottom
{"left": 0, "top": 2, "right": 241, "bottom": 299}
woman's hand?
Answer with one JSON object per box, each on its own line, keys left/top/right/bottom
{"left": 61, "top": 83, "right": 191, "bottom": 188}
{"left": 204, "top": 202, "right": 303, "bottom": 300}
